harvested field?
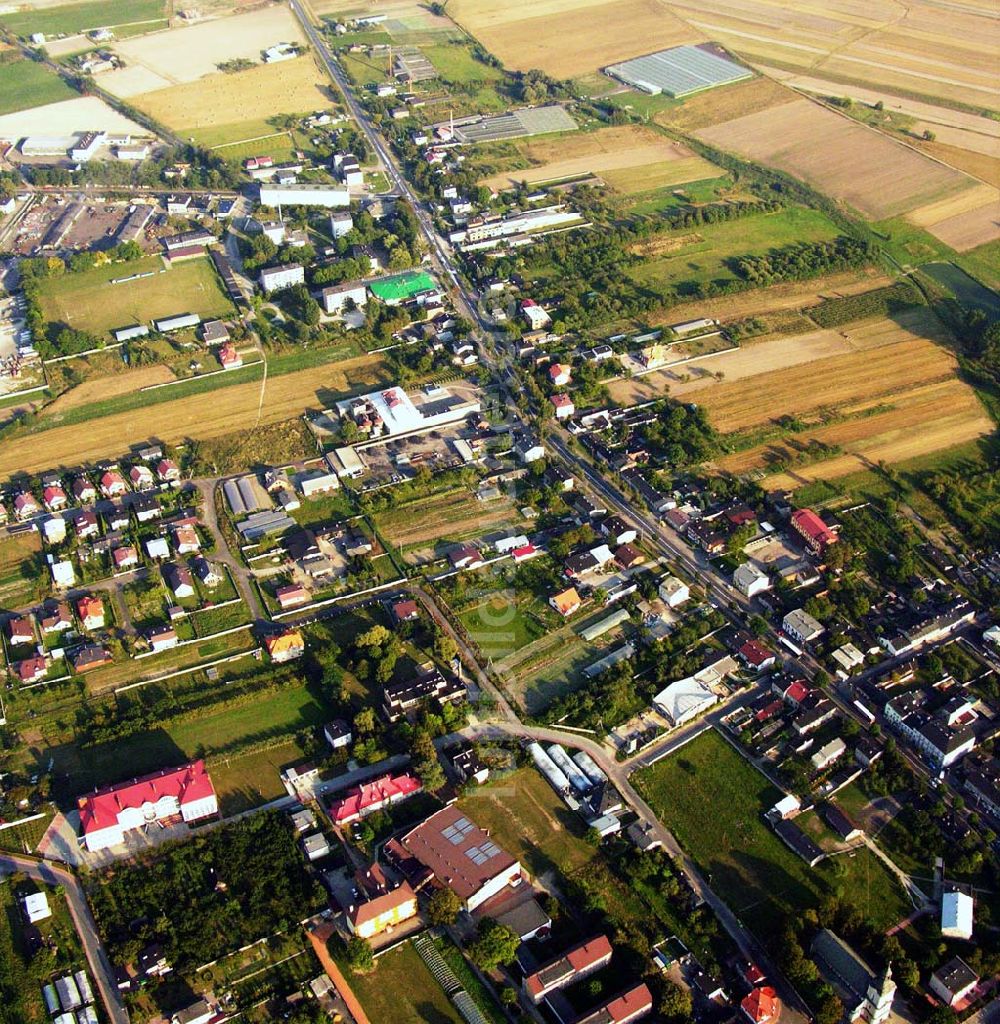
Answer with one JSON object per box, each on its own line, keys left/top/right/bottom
{"left": 918, "top": 199, "right": 1000, "bottom": 252}
{"left": 695, "top": 98, "right": 975, "bottom": 219}
{"left": 660, "top": 0, "right": 999, "bottom": 110}
{"left": 103, "top": 6, "right": 307, "bottom": 97}
{"left": 478, "top": 125, "right": 720, "bottom": 192}
{"left": 0, "top": 95, "right": 146, "bottom": 139}
{"left": 377, "top": 487, "right": 516, "bottom": 551}
{"left": 718, "top": 378, "right": 992, "bottom": 484}
{"left": 654, "top": 75, "right": 795, "bottom": 130}
{"left": 131, "top": 56, "right": 331, "bottom": 134}
{"left": 44, "top": 365, "right": 177, "bottom": 414}
{"left": 0, "top": 531, "right": 44, "bottom": 610}
{"left": 914, "top": 138, "right": 1000, "bottom": 188}
{"left": 0, "top": 353, "right": 388, "bottom": 478}
{"left": 448, "top": 0, "right": 700, "bottom": 79}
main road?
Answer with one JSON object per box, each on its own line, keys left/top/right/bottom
{"left": 0, "top": 853, "right": 129, "bottom": 1024}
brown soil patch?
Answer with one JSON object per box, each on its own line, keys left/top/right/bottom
{"left": 655, "top": 75, "right": 795, "bottom": 131}
{"left": 695, "top": 98, "right": 974, "bottom": 219}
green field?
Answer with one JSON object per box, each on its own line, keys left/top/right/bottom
{"left": 633, "top": 731, "right": 910, "bottom": 937}
{"left": 423, "top": 41, "right": 505, "bottom": 84}
{"left": 0, "top": 0, "right": 166, "bottom": 36}
{"left": 0, "top": 59, "right": 76, "bottom": 115}
{"left": 624, "top": 206, "right": 841, "bottom": 296}
{"left": 36, "top": 255, "right": 234, "bottom": 338}
{"left": 457, "top": 767, "right": 595, "bottom": 882}
{"left": 344, "top": 940, "right": 463, "bottom": 1024}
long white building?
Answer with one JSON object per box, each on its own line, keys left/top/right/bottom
{"left": 258, "top": 183, "right": 349, "bottom": 208}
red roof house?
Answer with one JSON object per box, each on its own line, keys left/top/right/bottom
{"left": 741, "top": 986, "right": 778, "bottom": 1024}
{"left": 100, "top": 470, "right": 127, "bottom": 497}
{"left": 576, "top": 983, "right": 654, "bottom": 1024}
{"left": 512, "top": 543, "right": 539, "bottom": 563}
{"left": 550, "top": 393, "right": 575, "bottom": 419}
{"left": 275, "top": 583, "right": 309, "bottom": 610}
{"left": 524, "top": 935, "right": 613, "bottom": 1002}
{"left": 15, "top": 656, "right": 48, "bottom": 684}
{"left": 76, "top": 595, "right": 105, "bottom": 630}
{"left": 739, "top": 639, "right": 776, "bottom": 672}
{"left": 328, "top": 773, "right": 422, "bottom": 825}
{"left": 42, "top": 485, "right": 68, "bottom": 511}
{"left": 218, "top": 343, "right": 242, "bottom": 370}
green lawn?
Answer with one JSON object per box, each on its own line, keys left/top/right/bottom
{"left": 0, "top": 59, "right": 75, "bottom": 115}
{"left": 0, "top": 0, "right": 166, "bottom": 36}
{"left": 633, "top": 731, "right": 909, "bottom": 937}
{"left": 457, "top": 767, "right": 595, "bottom": 883}
{"left": 624, "top": 206, "right": 841, "bottom": 297}
{"left": 37, "top": 255, "right": 234, "bottom": 339}
{"left": 345, "top": 941, "right": 463, "bottom": 1024}
{"left": 209, "top": 739, "right": 308, "bottom": 815}
{"left": 625, "top": 175, "right": 732, "bottom": 216}
{"left": 423, "top": 42, "right": 505, "bottom": 84}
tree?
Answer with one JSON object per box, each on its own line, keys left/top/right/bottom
{"left": 660, "top": 981, "right": 693, "bottom": 1023}
{"left": 354, "top": 707, "right": 377, "bottom": 735}
{"left": 815, "top": 992, "right": 844, "bottom": 1024}
{"left": 433, "top": 629, "right": 457, "bottom": 662}
{"left": 467, "top": 919, "right": 520, "bottom": 971}
{"left": 427, "top": 887, "right": 462, "bottom": 926}
{"left": 357, "top": 624, "right": 391, "bottom": 650}
{"left": 346, "top": 936, "right": 374, "bottom": 973}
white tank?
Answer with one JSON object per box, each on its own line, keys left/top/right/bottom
{"left": 528, "top": 742, "right": 570, "bottom": 794}
{"left": 546, "top": 744, "right": 592, "bottom": 794}
{"left": 572, "top": 750, "right": 608, "bottom": 786}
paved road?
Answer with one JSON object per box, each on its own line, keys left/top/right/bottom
{"left": 0, "top": 853, "right": 130, "bottom": 1024}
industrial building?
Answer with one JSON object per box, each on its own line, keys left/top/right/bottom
{"left": 153, "top": 312, "right": 200, "bottom": 333}
{"left": 335, "top": 383, "right": 480, "bottom": 439}
{"left": 605, "top": 44, "right": 752, "bottom": 97}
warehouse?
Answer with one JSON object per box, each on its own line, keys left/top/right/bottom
{"left": 337, "top": 383, "right": 480, "bottom": 439}
{"left": 113, "top": 324, "right": 149, "bottom": 342}
{"left": 153, "top": 312, "right": 200, "bottom": 333}
{"left": 258, "top": 183, "right": 349, "bottom": 208}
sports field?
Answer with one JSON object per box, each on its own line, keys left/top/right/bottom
{"left": 448, "top": 0, "right": 700, "bottom": 79}
{"left": 35, "top": 255, "right": 234, "bottom": 337}
{"left": 633, "top": 731, "right": 910, "bottom": 936}
{"left": 0, "top": 58, "right": 76, "bottom": 116}
{"left": 695, "top": 98, "right": 976, "bottom": 221}
{"left": 478, "top": 124, "right": 721, "bottom": 193}
{"left": 0, "top": 352, "right": 388, "bottom": 478}
{"left": 131, "top": 57, "right": 331, "bottom": 137}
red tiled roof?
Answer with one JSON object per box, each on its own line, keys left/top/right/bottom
{"left": 740, "top": 640, "right": 774, "bottom": 666}
{"left": 525, "top": 935, "right": 613, "bottom": 998}
{"left": 512, "top": 544, "right": 537, "bottom": 560}
{"left": 78, "top": 760, "right": 216, "bottom": 838}
{"left": 791, "top": 508, "right": 836, "bottom": 545}
{"left": 785, "top": 680, "right": 811, "bottom": 704}
{"left": 578, "top": 983, "right": 654, "bottom": 1024}
{"left": 550, "top": 393, "right": 573, "bottom": 408}
{"left": 328, "top": 773, "right": 422, "bottom": 824}
{"left": 16, "top": 656, "right": 46, "bottom": 682}
{"left": 742, "top": 986, "right": 778, "bottom": 1024}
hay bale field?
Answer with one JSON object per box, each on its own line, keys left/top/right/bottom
{"left": 0, "top": 353, "right": 388, "bottom": 478}
{"left": 695, "top": 98, "right": 976, "bottom": 220}
{"left": 448, "top": 0, "right": 700, "bottom": 79}
{"left": 103, "top": 6, "right": 307, "bottom": 97}
{"left": 659, "top": 0, "right": 999, "bottom": 111}
{"left": 131, "top": 57, "right": 331, "bottom": 135}
{"left": 36, "top": 256, "right": 234, "bottom": 337}
{"left": 478, "top": 124, "right": 721, "bottom": 192}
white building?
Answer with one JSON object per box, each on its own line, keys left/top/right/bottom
{"left": 330, "top": 211, "right": 354, "bottom": 238}
{"left": 259, "top": 183, "right": 349, "bottom": 208}
{"left": 783, "top": 608, "right": 824, "bottom": 644}
{"left": 658, "top": 576, "right": 689, "bottom": 608}
{"left": 69, "top": 131, "right": 106, "bottom": 162}
{"left": 941, "top": 891, "right": 974, "bottom": 940}
{"left": 259, "top": 263, "right": 305, "bottom": 294}
{"left": 811, "top": 738, "right": 847, "bottom": 771}
{"left": 21, "top": 891, "right": 51, "bottom": 923}
{"left": 733, "top": 562, "right": 770, "bottom": 598}
{"left": 336, "top": 384, "right": 480, "bottom": 438}
{"left": 653, "top": 676, "right": 718, "bottom": 727}
{"left": 51, "top": 560, "right": 75, "bottom": 588}
{"left": 321, "top": 282, "right": 367, "bottom": 314}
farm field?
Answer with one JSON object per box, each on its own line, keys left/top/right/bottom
{"left": 719, "top": 377, "right": 992, "bottom": 486}
{"left": 0, "top": 0, "right": 166, "bottom": 37}
{"left": 0, "top": 58, "right": 76, "bottom": 116}
{"left": 345, "top": 940, "right": 463, "bottom": 1024}
{"left": 905, "top": 185, "right": 1000, "bottom": 252}
{"left": 457, "top": 767, "right": 595, "bottom": 882}
{"left": 478, "top": 124, "right": 721, "bottom": 193}
{"left": 102, "top": 6, "right": 308, "bottom": 97}
{"left": 658, "top": 0, "right": 999, "bottom": 111}
{"left": 131, "top": 56, "right": 332, "bottom": 136}
{"left": 0, "top": 94, "right": 147, "bottom": 139}
{"left": 35, "top": 255, "right": 234, "bottom": 338}
{"left": 694, "top": 98, "right": 976, "bottom": 221}
{"left": 621, "top": 205, "right": 841, "bottom": 297}
{"left": 376, "top": 487, "right": 518, "bottom": 556}
{"left": 447, "top": 0, "right": 701, "bottom": 80}
{"left": 0, "top": 532, "right": 45, "bottom": 610}
{"left": 0, "top": 352, "right": 388, "bottom": 478}
{"left": 652, "top": 75, "right": 795, "bottom": 131}
{"left": 633, "top": 731, "right": 910, "bottom": 937}
{"left": 43, "top": 364, "right": 177, "bottom": 414}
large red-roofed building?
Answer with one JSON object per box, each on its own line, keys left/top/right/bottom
{"left": 576, "top": 983, "right": 654, "bottom": 1024}
{"left": 524, "top": 935, "right": 613, "bottom": 1003}
{"left": 78, "top": 760, "right": 218, "bottom": 852}
{"left": 790, "top": 508, "right": 837, "bottom": 555}
{"left": 328, "top": 772, "right": 422, "bottom": 825}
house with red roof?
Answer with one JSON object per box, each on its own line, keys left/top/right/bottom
{"left": 76, "top": 595, "right": 105, "bottom": 631}
{"left": 550, "top": 393, "right": 574, "bottom": 419}
{"left": 13, "top": 491, "right": 39, "bottom": 520}
{"left": 391, "top": 599, "right": 420, "bottom": 624}
{"left": 524, "top": 935, "right": 613, "bottom": 1003}
{"left": 512, "top": 543, "right": 539, "bottom": 563}
{"left": 129, "top": 464, "right": 154, "bottom": 490}
{"left": 275, "top": 583, "right": 309, "bottom": 610}
{"left": 42, "top": 484, "right": 68, "bottom": 511}
{"left": 739, "top": 639, "right": 776, "bottom": 672}
{"left": 112, "top": 545, "right": 139, "bottom": 571}
{"left": 100, "top": 469, "right": 127, "bottom": 498}
{"left": 7, "top": 615, "right": 34, "bottom": 646}
{"left": 576, "top": 983, "right": 654, "bottom": 1024}
{"left": 15, "top": 656, "right": 48, "bottom": 685}
{"left": 548, "top": 363, "right": 571, "bottom": 387}
{"left": 75, "top": 509, "right": 99, "bottom": 538}
{"left": 328, "top": 773, "right": 422, "bottom": 825}
{"left": 156, "top": 459, "right": 181, "bottom": 483}
{"left": 72, "top": 476, "right": 96, "bottom": 503}
{"left": 741, "top": 986, "right": 778, "bottom": 1024}
{"left": 790, "top": 508, "right": 837, "bottom": 555}
{"left": 77, "top": 760, "right": 218, "bottom": 852}
{"left": 218, "top": 343, "right": 242, "bottom": 370}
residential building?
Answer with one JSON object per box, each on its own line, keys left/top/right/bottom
{"left": 201, "top": 320, "right": 229, "bottom": 346}
{"left": 72, "top": 645, "right": 113, "bottom": 673}
{"left": 742, "top": 986, "right": 779, "bottom": 1024}
{"left": 146, "top": 536, "right": 170, "bottom": 561}
{"left": 76, "top": 595, "right": 105, "bottom": 630}
{"left": 39, "top": 602, "right": 72, "bottom": 634}
{"left": 322, "top": 282, "right": 367, "bottom": 314}
{"left": 218, "top": 342, "right": 242, "bottom": 370}
{"left": 42, "top": 516, "right": 66, "bottom": 544}
{"left": 156, "top": 459, "right": 181, "bottom": 483}
{"left": 345, "top": 881, "right": 418, "bottom": 938}
{"left": 383, "top": 667, "right": 464, "bottom": 722}
{"left": 21, "top": 891, "right": 51, "bottom": 923}
{"left": 391, "top": 599, "right": 420, "bottom": 624}
{"left": 739, "top": 639, "right": 776, "bottom": 672}
{"left": 396, "top": 805, "right": 522, "bottom": 912}
{"left": 265, "top": 630, "right": 305, "bottom": 663}
{"left": 772, "top": 819, "right": 824, "bottom": 867}
{"left": 99, "top": 469, "right": 127, "bottom": 497}
{"left": 823, "top": 803, "right": 863, "bottom": 842}
{"left": 164, "top": 563, "right": 195, "bottom": 598}
{"left": 42, "top": 484, "right": 68, "bottom": 511}
{"left": 129, "top": 465, "right": 154, "bottom": 490}
{"left": 328, "top": 772, "right": 423, "bottom": 824}
{"left": 78, "top": 760, "right": 218, "bottom": 852}
{"left": 783, "top": 608, "right": 824, "bottom": 644}
{"left": 658, "top": 576, "right": 689, "bottom": 608}
{"left": 148, "top": 626, "right": 178, "bottom": 653}
{"left": 548, "top": 362, "right": 571, "bottom": 386}
{"left": 524, "top": 935, "right": 613, "bottom": 1003}
{"left": 941, "top": 891, "right": 974, "bottom": 940}
{"left": 258, "top": 183, "right": 349, "bottom": 207}
{"left": 514, "top": 434, "right": 545, "bottom": 464}
{"left": 51, "top": 560, "right": 75, "bottom": 588}
{"left": 551, "top": 393, "right": 575, "bottom": 419}
{"left": 7, "top": 615, "right": 34, "bottom": 646}
{"left": 734, "top": 562, "right": 770, "bottom": 598}
{"left": 452, "top": 746, "right": 489, "bottom": 785}
{"left": 75, "top": 509, "right": 99, "bottom": 538}
{"left": 16, "top": 656, "right": 48, "bottom": 684}
{"left": 323, "top": 720, "right": 352, "bottom": 749}
{"left": 929, "top": 957, "right": 978, "bottom": 1007}
{"left": 259, "top": 263, "right": 305, "bottom": 294}
{"left": 575, "top": 984, "right": 653, "bottom": 1024}
{"left": 550, "top": 587, "right": 582, "bottom": 617}
{"left": 964, "top": 756, "right": 1000, "bottom": 819}
{"left": 112, "top": 545, "right": 138, "bottom": 571}
{"left": 302, "top": 832, "right": 330, "bottom": 861}
{"left": 276, "top": 583, "right": 309, "bottom": 610}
